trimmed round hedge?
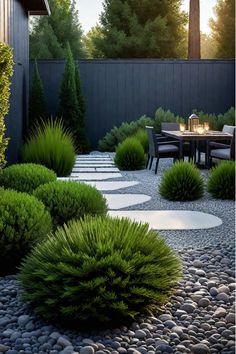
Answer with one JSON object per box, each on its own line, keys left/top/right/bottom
{"left": 33, "top": 181, "right": 107, "bottom": 228}
{"left": 134, "top": 129, "right": 149, "bottom": 153}
{"left": 159, "top": 161, "right": 204, "bottom": 201}
{"left": 0, "top": 189, "right": 52, "bottom": 276}
{"left": 207, "top": 161, "right": 235, "bottom": 200}
{"left": 19, "top": 216, "right": 182, "bottom": 326}
{"left": 0, "top": 163, "right": 56, "bottom": 194}
{"left": 114, "top": 137, "right": 145, "bottom": 170}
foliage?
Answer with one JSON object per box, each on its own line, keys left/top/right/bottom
{"left": 83, "top": 26, "right": 104, "bottom": 58}
{"left": 210, "top": 0, "right": 235, "bottom": 59}
{"left": 18, "top": 216, "right": 182, "bottom": 326}
{"left": 0, "top": 42, "right": 14, "bottom": 168}
{"left": 115, "top": 137, "right": 145, "bottom": 170}
{"left": 196, "top": 107, "right": 235, "bottom": 131}
{"left": 133, "top": 129, "right": 148, "bottom": 153}
{"left": 58, "top": 44, "right": 89, "bottom": 153}
{"left": 201, "top": 33, "right": 217, "bottom": 59}
{"left": 28, "top": 60, "right": 47, "bottom": 127}
{"left": 94, "top": 0, "right": 187, "bottom": 58}
{"left": 34, "top": 181, "right": 107, "bottom": 228}
{"left": 159, "top": 161, "right": 204, "bottom": 201}
{"left": 98, "top": 115, "right": 153, "bottom": 151}
{"left": 0, "top": 163, "right": 56, "bottom": 194}
{"left": 0, "top": 189, "right": 52, "bottom": 276}
{"left": 22, "top": 119, "right": 75, "bottom": 177}
{"left": 208, "top": 161, "right": 235, "bottom": 200}
{"left": 153, "top": 107, "right": 185, "bottom": 133}
{"left": 30, "top": 0, "right": 86, "bottom": 59}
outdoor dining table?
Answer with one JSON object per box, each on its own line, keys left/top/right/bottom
{"left": 162, "top": 130, "right": 233, "bottom": 169}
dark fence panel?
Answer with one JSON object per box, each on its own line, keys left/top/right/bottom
{"left": 31, "top": 60, "right": 235, "bottom": 148}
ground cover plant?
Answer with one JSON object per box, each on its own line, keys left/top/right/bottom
{"left": 34, "top": 181, "right": 107, "bottom": 228}
{"left": 19, "top": 216, "right": 182, "bottom": 326}
{"left": 115, "top": 137, "right": 145, "bottom": 170}
{"left": 159, "top": 161, "right": 204, "bottom": 201}
{"left": 22, "top": 119, "right": 75, "bottom": 176}
{"left": 0, "top": 163, "right": 56, "bottom": 193}
{"left": 0, "top": 189, "right": 52, "bottom": 276}
{"left": 207, "top": 161, "right": 235, "bottom": 200}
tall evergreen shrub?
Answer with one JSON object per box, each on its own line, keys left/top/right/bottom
{"left": 28, "top": 60, "right": 47, "bottom": 127}
{"left": 58, "top": 43, "right": 89, "bottom": 153}
{"left": 0, "top": 42, "right": 14, "bottom": 167}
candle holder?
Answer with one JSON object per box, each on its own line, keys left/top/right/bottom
{"left": 180, "top": 123, "right": 186, "bottom": 133}
{"left": 196, "top": 124, "right": 205, "bottom": 135}
{"left": 204, "top": 122, "right": 210, "bottom": 133}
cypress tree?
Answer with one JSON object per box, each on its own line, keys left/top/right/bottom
{"left": 28, "top": 60, "right": 47, "bottom": 127}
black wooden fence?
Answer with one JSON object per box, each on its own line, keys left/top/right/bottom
{"left": 31, "top": 60, "right": 235, "bottom": 148}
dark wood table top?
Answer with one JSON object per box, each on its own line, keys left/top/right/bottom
{"left": 162, "top": 130, "right": 233, "bottom": 141}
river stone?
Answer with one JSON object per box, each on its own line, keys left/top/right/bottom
{"left": 191, "top": 343, "right": 210, "bottom": 354}
{"left": 193, "top": 260, "right": 204, "bottom": 268}
{"left": 57, "top": 337, "right": 72, "bottom": 348}
{"left": 134, "top": 330, "right": 146, "bottom": 339}
{"left": 218, "top": 285, "right": 230, "bottom": 294}
{"left": 225, "top": 313, "right": 235, "bottom": 324}
{"left": 159, "top": 314, "right": 172, "bottom": 322}
{"left": 216, "top": 293, "right": 229, "bottom": 302}
{"left": 198, "top": 298, "right": 210, "bottom": 308}
{"left": 213, "top": 307, "right": 226, "bottom": 318}
{"left": 164, "top": 320, "right": 176, "bottom": 329}
{"left": 80, "top": 346, "right": 95, "bottom": 354}
{"left": 0, "top": 344, "right": 9, "bottom": 352}
{"left": 17, "top": 315, "right": 30, "bottom": 327}
{"left": 180, "top": 303, "right": 196, "bottom": 313}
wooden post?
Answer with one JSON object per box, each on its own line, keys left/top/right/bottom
{"left": 188, "top": 0, "right": 201, "bottom": 59}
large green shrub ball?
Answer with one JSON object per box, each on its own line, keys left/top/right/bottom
{"left": 0, "top": 163, "right": 56, "bottom": 194}
{"left": 115, "top": 137, "right": 145, "bottom": 170}
{"left": 34, "top": 181, "right": 107, "bottom": 228}
{"left": 19, "top": 216, "right": 182, "bottom": 326}
{"left": 134, "top": 129, "right": 149, "bottom": 153}
{"left": 0, "top": 189, "right": 52, "bottom": 276}
{"left": 159, "top": 161, "right": 204, "bottom": 201}
{"left": 208, "top": 161, "right": 235, "bottom": 199}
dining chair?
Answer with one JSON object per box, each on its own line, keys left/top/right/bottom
{"left": 209, "top": 127, "right": 235, "bottom": 164}
{"left": 161, "top": 122, "right": 192, "bottom": 161}
{"left": 146, "top": 126, "right": 180, "bottom": 174}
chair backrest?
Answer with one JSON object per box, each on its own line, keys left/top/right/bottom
{"left": 222, "top": 125, "right": 235, "bottom": 135}
{"left": 230, "top": 127, "right": 235, "bottom": 160}
{"left": 145, "top": 126, "right": 158, "bottom": 155}
{"left": 161, "top": 122, "right": 180, "bottom": 131}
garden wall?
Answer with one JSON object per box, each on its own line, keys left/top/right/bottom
{"left": 31, "top": 60, "right": 235, "bottom": 148}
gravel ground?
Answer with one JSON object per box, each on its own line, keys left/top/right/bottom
{"left": 0, "top": 154, "right": 235, "bottom": 354}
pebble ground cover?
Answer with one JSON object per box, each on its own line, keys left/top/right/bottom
{"left": 0, "top": 154, "right": 235, "bottom": 354}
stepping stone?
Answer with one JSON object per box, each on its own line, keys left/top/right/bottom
{"left": 95, "top": 167, "right": 119, "bottom": 172}
{"left": 108, "top": 210, "right": 222, "bottom": 230}
{"left": 103, "top": 194, "right": 151, "bottom": 210}
{"left": 77, "top": 154, "right": 110, "bottom": 158}
{"left": 60, "top": 173, "right": 122, "bottom": 181}
{"left": 72, "top": 167, "right": 119, "bottom": 173}
{"left": 74, "top": 162, "right": 114, "bottom": 166}
{"left": 82, "top": 181, "right": 139, "bottom": 191}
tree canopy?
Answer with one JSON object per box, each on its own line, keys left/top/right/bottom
{"left": 30, "top": 0, "right": 86, "bottom": 59}
{"left": 92, "top": 0, "right": 187, "bottom": 58}
{"left": 210, "top": 0, "right": 235, "bottom": 59}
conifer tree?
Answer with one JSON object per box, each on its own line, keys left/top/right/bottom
{"left": 28, "top": 61, "right": 47, "bottom": 127}
{"left": 94, "top": 0, "right": 187, "bottom": 58}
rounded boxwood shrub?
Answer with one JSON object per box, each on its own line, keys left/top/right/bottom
{"left": 19, "top": 216, "right": 182, "bottom": 326}
{"left": 0, "top": 189, "right": 52, "bottom": 276}
{"left": 207, "top": 161, "right": 235, "bottom": 200}
{"left": 0, "top": 163, "right": 56, "bottom": 194}
{"left": 34, "top": 181, "right": 107, "bottom": 228}
{"left": 134, "top": 129, "right": 149, "bottom": 153}
{"left": 114, "top": 137, "right": 145, "bottom": 170}
{"left": 22, "top": 119, "right": 76, "bottom": 177}
{"left": 159, "top": 161, "right": 204, "bottom": 201}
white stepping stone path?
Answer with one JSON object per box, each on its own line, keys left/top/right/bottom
{"left": 104, "top": 194, "right": 151, "bottom": 210}
{"left": 83, "top": 181, "right": 139, "bottom": 191}
{"left": 108, "top": 210, "right": 222, "bottom": 230}
{"left": 73, "top": 167, "right": 119, "bottom": 172}
{"left": 61, "top": 173, "right": 122, "bottom": 181}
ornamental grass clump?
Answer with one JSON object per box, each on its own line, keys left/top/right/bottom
{"left": 134, "top": 129, "right": 149, "bottom": 153}
{"left": 19, "top": 216, "right": 182, "bottom": 326}
{"left": 159, "top": 161, "right": 204, "bottom": 201}
{"left": 0, "top": 189, "right": 52, "bottom": 276}
{"left": 22, "top": 119, "right": 76, "bottom": 176}
{"left": 34, "top": 181, "right": 107, "bottom": 228}
{"left": 207, "top": 161, "right": 235, "bottom": 200}
{"left": 0, "top": 163, "right": 56, "bottom": 193}
{"left": 115, "top": 137, "right": 145, "bottom": 170}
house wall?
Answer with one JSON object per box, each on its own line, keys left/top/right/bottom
{"left": 0, "top": 0, "right": 29, "bottom": 163}
{"left": 32, "top": 59, "right": 235, "bottom": 148}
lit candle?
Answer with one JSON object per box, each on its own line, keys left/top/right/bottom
{"left": 197, "top": 125, "right": 205, "bottom": 135}
{"left": 204, "top": 122, "right": 210, "bottom": 133}
{"left": 180, "top": 123, "right": 186, "bottom": 133}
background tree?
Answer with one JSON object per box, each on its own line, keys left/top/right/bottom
{"left": 188, "top": 0, "right": 200, "bottom": 59}
{"left": 93, "top": 0, "right": 187, "bottom": 58}
{"left": 201, "top": 33, "right": 217, "bottom": 59}
{"left": 83, "top": 26, "right": 104, "bottom": 58}
{"left": 210, "top": 0, "right": 235, "bottom": 59}
{"left": 28, "top": 61, "right": 48, "bottom": 127}
{"left": 58, "top": 44, "right": 89, "bottom": 153}
{"left": 30, "top": 0, "right": 86, "bottom": 59}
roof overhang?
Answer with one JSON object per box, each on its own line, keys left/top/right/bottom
{"left": 21, "top": 0, "right": 51, "bottom": 15}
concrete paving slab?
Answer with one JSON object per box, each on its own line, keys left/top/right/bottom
{"left": 104, "top": 194, "right": 151, "bottom": 210}
{"left": 83, "top": 181, "right": 139, "bottom": 191}
{"left": 108, "top": 210, "right": 222, "bottom": 230}
{"left": 67, "top": 173, "right": 122, "bottom": 180}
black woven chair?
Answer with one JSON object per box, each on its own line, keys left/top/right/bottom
{"left": 146, "top": 126, "right": 180, "bottom": 174}
{"left": 209, "top": 127, "right": 235, "bottom": 164}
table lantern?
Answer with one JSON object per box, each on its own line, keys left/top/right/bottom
{"left": 188, "top": 114, "right": 199, "bottom": 132}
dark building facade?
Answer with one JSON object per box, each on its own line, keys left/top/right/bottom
{"left": 0, "top": 0, "right": 50, "bottom": 163}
